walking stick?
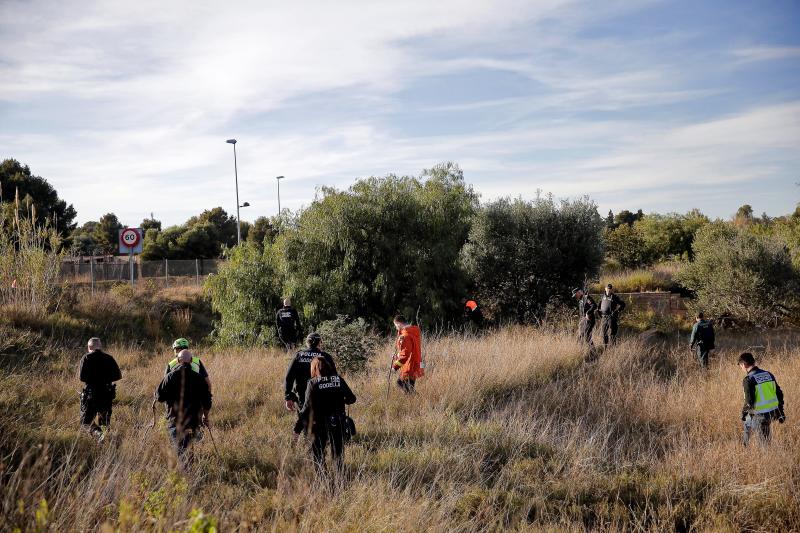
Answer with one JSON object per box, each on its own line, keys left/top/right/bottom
{"left": 206, "top": 423, "right": 223, "bottom": 462}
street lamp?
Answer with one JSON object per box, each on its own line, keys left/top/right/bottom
{"left": 225, "top": 139, "right": 242, "bottom": 245}
{"left": 240, "top": 201, "right": 250, "bottom": 208}
{"left": 276, "top": 175, "right": 285, "bottom": 215}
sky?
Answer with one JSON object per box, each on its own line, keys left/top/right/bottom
{"left": 1, "top": 0, "right": 799, "bottom": 227}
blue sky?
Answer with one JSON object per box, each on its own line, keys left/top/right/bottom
{"left": 1, "top": 0, "right": 798, "bottom": 226}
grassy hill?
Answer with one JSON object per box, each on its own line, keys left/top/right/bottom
{"left": 2, "top": 318, "right": 799, "bottom": 531}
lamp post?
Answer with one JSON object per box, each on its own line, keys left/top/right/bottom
{"left": 226, "top": 138, "right": 242, "bottom": 245}
{"left": 276, "top": 175, "right": 285, "bottom": 216}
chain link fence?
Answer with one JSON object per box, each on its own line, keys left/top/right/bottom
{"left": 60, "top": 257, "right": 222, "bottom": 287}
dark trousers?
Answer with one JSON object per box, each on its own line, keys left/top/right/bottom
{"left": 600, "top": 315, "right": 618, "bottom": 345}
{"left": 169, "top": 426, "right": 197, "bottom": 462}
{"left": 695, "top": 345, "right": 710, "bottom": 367}
{"left": 312, "top": 418, "right": 345, "bottom": 472}
{"left": 743, "top": 414, "right": 771, "bottom": 447}
{"left": 80, "top": 398, "right": 112, "bottom": 433}
{"left": 278, "top": 328, "right": 297, "bottom": 350}
{"left": 579, "top": 318, "right": 595, "bottom": 346}
{"left": 397, "top": 378, "right": 416, "bottom": 394}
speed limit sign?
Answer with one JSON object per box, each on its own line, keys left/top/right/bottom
{"left": 119, "top": 227, "right": 143, "bottom": 254}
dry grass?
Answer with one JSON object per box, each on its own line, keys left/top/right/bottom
{"left": 594, "top": 263, "right": 684, "bottom": 293}
{"left": 1, "top": 327, "right": 798, "bottom": 532}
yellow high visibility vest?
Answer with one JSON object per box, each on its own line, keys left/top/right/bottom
{"left": 751, "top": 371, "right": 779, "bottom": 414}
{"left": 168, "top": 356, "right": 201, "bottom": 375}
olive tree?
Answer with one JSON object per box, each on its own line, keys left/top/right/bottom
{"left": 462, "top": 195, "right": 604, "bottom": 324}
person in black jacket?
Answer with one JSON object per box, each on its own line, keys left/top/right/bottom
{"left": 297, "top": 356, "right": 356, "bottom": 472}
{"left": 599, "top": 284, "right": 625, "bottom": 346}
{"left": 276, "top": 298, "right": 303, "bottom": 350}
{"left": 285, "top": 333, "right": 337, "bottom": 434}
{"left": 155, "top": 360, "right": 212, "bottom": 461}
{"left": 572, "top": 288, "right": 597, "bottom": 346}
{"left": 78, "top": 337, "right": 122, "bottom": 441}
{"left": 689, "top": 312, "right": 715, "bottom": 368}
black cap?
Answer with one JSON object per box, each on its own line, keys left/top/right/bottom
{"left": 571, "top": 288, "right": 582, "bottom": 296}
{"left": 606, "top": 283, "right": 613, "bottom": 289}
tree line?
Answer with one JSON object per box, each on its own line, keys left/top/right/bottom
{"left": 2, "top": 157, "right": 799, "bottom": 334}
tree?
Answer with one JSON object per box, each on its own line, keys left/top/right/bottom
{"left": 606, "top": 210, "right": 615, "bottom": 228}
{"left": 205, "top": 243, "right": 283, "bottom": 346}
{"left": 275, "top": 163, "right": 479, "bottom": 327}
{"left": 614, "top": 209, "right": 644, "bottom": 228}
{"left": 604, "top": 223, "right": 649, "bottom": 268}
{"left": 462, "top": 196, "right": 604, "bottom": 324}
{"left": 93, "top": 213, "right": 123, "bottom": 255}
{"left": 734, "top": 204, "right": 754, "bottom": 227}
{"left": 634, "top": 210, "right": 709, "bottom": 262}
{"left": 186, "top": 207, "right": 237, "bottom": 249}
{"left": 141, "top": 216, "right": 162, "bottom": 232}
{"left": 0, "top": 159, "right": 77, "bottom": 241}
{"left": 246, "top": 216, "right": 278, "bottom": 249}
{"left": 676, "top": 222, "right": 799, "bottom": 325}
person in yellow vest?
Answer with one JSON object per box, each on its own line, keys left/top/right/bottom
{"left": 152, "top": 339, "right": 212, "bottom": 422}
{"left": 738, "top": 352, "right": 785, "bottom": 446}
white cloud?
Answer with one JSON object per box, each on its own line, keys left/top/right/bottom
{"left": 0, "top": 0, "right": 798, "bottom": 225}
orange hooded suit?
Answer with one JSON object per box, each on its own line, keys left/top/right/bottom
{"left": 393, "top": 325, "right": 424, "bottom": 380}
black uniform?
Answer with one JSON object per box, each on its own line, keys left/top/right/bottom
{"left": 285, "top": 349, "right": 338, "bottom": 432}
{"left": 276, "top": 306, "right": 302, "bottom": 348}
{"left": 689, "top": 319, "right": 715, "bottom": 367}
{"left": 78, "top": 350, "right": 122, "bottom": 431}
{"left": 578, "top": 294, "right": 597, "bottom": 345}
{"left": 599, "top": 293, "right": 625, "bottom": 345}
{"left": 297, "top": 375, "right": 356, "bottom": 469}
{"left": 156, "top": 364, "right": 213, "bottom": 457}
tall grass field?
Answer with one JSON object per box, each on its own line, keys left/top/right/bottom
{"left": 1, "top": 325, "right": 798, "bottom": 531}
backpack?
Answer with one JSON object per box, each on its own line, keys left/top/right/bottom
{"left": 698, "top": 321, "right": 715, "bottom": 349}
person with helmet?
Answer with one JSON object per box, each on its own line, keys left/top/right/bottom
{"left": 152, "top": 339, "right": 212, "bottom": 424}
{"left": 571, "top": 287, "right": 597, "bottom": 346}
{"left": 155, "top": 353, "right": 212, "bottom": 463}
{"left": 738, "top": 352, "right": 785, "bottom": 446}
{"left": 464, "top": 299, "right": 484, "bottom": 331}
{"left": 689, "top": 312, "right": 715, "bottom": 368}
{"left": 276, "top": 298, "right": 303, "bottom": 350}
{"left": 284, "top": 333, "right": 338, "bottom": 434}
{"left": 78, "top": 337, "right": 122, "bottom": 441}
{"left": 297, "top": 356, "right": 356, "bottom": 473}
{"left": 165, "top": 338, "right": 212, "bottom": 390}
{"left": 392, "top": 315, "right": 424, "bottom": 393}
{"left": 599, "top": 284, "right": 625, "bottom": 346}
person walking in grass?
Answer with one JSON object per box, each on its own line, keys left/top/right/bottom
{"left": 297, "top": 356, "right": 356, "bottom": 473}
{"left": 689, "top": 312, "right": 715, "bottom": 368}
{"left": 155, "top": 355, "right": 212, "bottom": 463}
{"left": 392, "top": 315, "right": 424, "bottom": 393}
{"left": 276, "top": 298, "right": 303, "bottom": 351}
{"left": 599, "top": 283, "right": 625, "bottom": 346}
{"left": 572, "top": 287, "right": 597, "bottom": 346}
{"left": 78, "top": 337, "right": 122, "bottom": 442}
{"left": 285, "top": 333, "right": 338, "bottom": 436}
{"left": 165, "top": 338, "right": 212, "bottom": 391}
{"left": 738, "top": 352, "right": 785, "bottom": 447}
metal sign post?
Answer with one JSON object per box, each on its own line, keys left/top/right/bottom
{"left": 119, "top": 228, "right": 144, "bottom": 287}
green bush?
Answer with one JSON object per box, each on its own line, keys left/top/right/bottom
{"left": 273, "top": 163, "right": 478, "bottom": 327}
{"left": 676, "top": 222, "right": 800, "bottom": 325}
{"left": 317, "top": 315, "right": 381, "bottom": 374}
{"left": 205, "top": 244, "right": 282, "bottom": 346}
{"left": 462, "top": 195, "right": 604, "bottom": 324}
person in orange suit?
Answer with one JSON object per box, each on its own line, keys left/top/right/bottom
{"left": 391, "top": 315, "right": 424, "bottom": 393}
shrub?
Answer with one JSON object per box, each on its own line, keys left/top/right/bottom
{"left": 316, "top": 315, "right": 381, "bottom": 374}
{"left": 0, "top": 195, "right": 64, "bottom": 315}
{"left": 462, "top": 195, "right": 604, "bottom": 324}
{"left": 205, "top": 244, "right": 283, "bottom": 346}
{"left": 676, "top": 222, "right": 800, "bottom": 325}
{"left": 273, "top": 163, "right": 478, "bottom": 327}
